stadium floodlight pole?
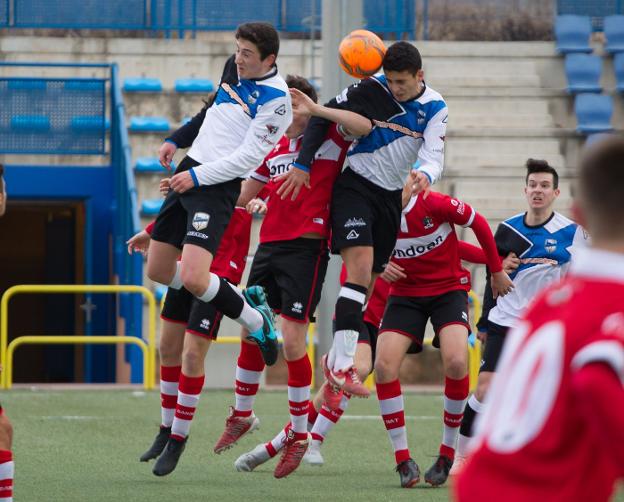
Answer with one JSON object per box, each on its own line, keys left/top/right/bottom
{"left": 316, "top": 0, "right": 364, "bottom": 374}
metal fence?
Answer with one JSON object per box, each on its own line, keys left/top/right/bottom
{"left": 0, "top": 0, "right": 415, "bottom": 38}
{"left": 557, "top": 0, "right": 623, "bottom": 30}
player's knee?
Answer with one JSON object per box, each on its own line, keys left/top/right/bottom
{"left": 182, "top": 344, "right": 204, "bottom": 373}
{"left": 159, "top": 341, "right": 182, "bottom": 365}
{"left": 147, "top": 262, "right": 171, "bottom": 285}
{"left": 445, "top": 355, "right": 467, "bottom": 379}
{"left": 374, "top": 357, "right": 397, "bottom": 383}
{"left": 0, "top": 415, "right": 13, "bottom": 449}
{"left": 180, "top": 269, "right": 208, "bottom": 298}
{"left": 355, "top": 361, "right": 372, "bottom": 381}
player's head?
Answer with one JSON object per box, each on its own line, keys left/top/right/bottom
{"left": 382, "top": 41, "right": 424, "bottom": 102}
{"left": 574, "top": 136, "right": 624, "bottom": 243}
{"left": 285, "top": 75, "right": 317, "bottom": 138}
{"left": 524, "top": 159, "right": 560, "bottom": 213}
{"left": 235, "top": 22, "right": 280, "bottom": 79}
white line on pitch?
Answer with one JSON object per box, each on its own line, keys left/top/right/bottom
{"left": 342, "top": 415, "right": 436, "bottom": 421}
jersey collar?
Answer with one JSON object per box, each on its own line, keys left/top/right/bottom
{"left": 571, "top": 247, "right": 624, "bottom": 283}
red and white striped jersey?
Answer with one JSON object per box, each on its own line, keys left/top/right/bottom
{"left": 456, "top": 247, "right": 624, "bottom": 502}
{"left": 251, "top": 124, "right": 351, "bottom": 244}
{"left": 389, "top": 191, "right": 476, "bottom": 297}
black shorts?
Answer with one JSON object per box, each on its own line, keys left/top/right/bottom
{"left": 358, "top": 320, "right": 379, "bottom": 361}
{"left": 330, "top": 167, "right": 402, "bottom": 273}
{"left": 480, "top": 321, "right": 509, "bottom": 373}
{"left": 247, "top": 238, "right": 329, "bottom": 323}
{"left": 150, "top": 155, "right": 242, "bottom": 256}
{"left": 160, "top": 286, "right": 224, "bottom": 340}
{"left": 379, "top": 290, "right": 470, "bottom": 354}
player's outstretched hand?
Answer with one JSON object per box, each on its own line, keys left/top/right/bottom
{"left": 159, "top": 178, "right": 171, "bottom": 197}
{"left": 127, "top": 230, "right": 151, "bottom": 256}
{"left": 276, "top": 166, "right": 310, "bottom": 201}
{"left": 381, "top": 261, "right": 406, "bottom": 282}
{"left": 289, "top": 88, "right": 317, "bottom": 116}
{"left": 158, "top": 141, "right": 177, "bottom": 171}
{"left": 408, "top": 169, "right": 430, "bottom": 198}
{"left": 491, "top": 270, "right": 514, "bottom": 299}
{"left": 502, "top": 252, "right": 520, "bottom": 275}
{"left": 246, "top": 198, "right": 267, "bottom": 215}
{"left": 170, "top": 171, "right": 194, "bottom": 193}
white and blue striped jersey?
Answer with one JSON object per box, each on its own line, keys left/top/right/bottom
{"left": 186, "top": 56, "right": 292, "bottom": 186}
{"left": 346, "top": 75, "right": 447, "bottom": 190}
{"left": 487, "top": 211, "right": 588, "bottom": 328}
{"left": 294, "top": 75, "right": 447, "bottom": 191}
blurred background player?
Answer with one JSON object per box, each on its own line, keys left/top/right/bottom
{"left": 145, "top": 22, "right": 292, "bottom": 378}
{"left": 212, "top": 75, "right": 372, "bottom": 479}
{"left": 455, "top": 137, "right": 624, "bottom": 502}
{"left": 451, "top": 159, "right": 587, "bottom": 474}
{"left": 277, "top": 41, "right": 448, "bottom": 400}
{"left": 373, "top": 181, "right": 512, "bottom": 488}
{"left": 128, "top": 181, "right": 257, "bottom": 476}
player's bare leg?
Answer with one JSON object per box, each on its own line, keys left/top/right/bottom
{"left": 375, "top": 332, "right": 420, "bottom": 488}
{"left": 0, "top": 411, "right": 13, "bottom": 502}
{"left": 140, "top": 320, "right": 185, "bottom": 462}
{"left": 425, "top": 324, "right": 469, "bottom": 486}
{"left": 146, "top": 240, "right": 184, "bottom": 288}
{"left": 153, "top": 333, "right": 212, "bottom": 476}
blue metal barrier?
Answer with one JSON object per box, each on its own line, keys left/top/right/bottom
{"left": 557, "top": 0, "right": 624, "bottom": 30}
{"left": 2, "top": 0, "right": 415, "bottom": 38}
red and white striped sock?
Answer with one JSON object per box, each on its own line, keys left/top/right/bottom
{"left": 377, "top": 379, "right": 410, "bottom": 465}
{"left": 0, "top": 450, "right": 13, "bottom": 502}
{"left": 310, "top": 393, "right": 350, "bottom": 442}
{"left": 171, "top": 373, "right": 204, "bottom": 440}
{"left": 307, "top": 400, "right": 319, "bottom": 431}
{"left": 233, "top": 341, "right": 265, "bottom": 418}
{"left": 440, "top": 375, "right": 469, "bottom": 460}
{"left": 265, "top": 423, "right": 291, "bottom": 458}
{"left": 287, "top": 354, "right": 312, "bottom": 439}
{"left": 160, "top": 365, "right": 181, "bottom": 428}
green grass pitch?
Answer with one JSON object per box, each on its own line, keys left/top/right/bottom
{"left": 4, "top": 389, "right": 623, "bottom": 501}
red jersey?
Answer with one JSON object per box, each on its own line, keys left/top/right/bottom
{"left": 251, "top": 124, "right": 351, "bottom": 244}
{"left": 456, "top": 247, "right": 624, "bottom": 502}
{"left": 389, "top": 191, "right": 499, "bottom": 297}
{"left": 145, "top": 206, "right": 252, "bottom": 285}
{"left": 363, "top": 276, "right": 391, "bottom": 328}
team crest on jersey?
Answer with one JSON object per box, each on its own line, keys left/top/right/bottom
{"left": 192, "top": 212, "right": 210, "bottom": 231}
{"left": 545, "top": 238, "right": 557, "bottom": 253}
{"left": 422, "top": 216, "right": 434, "bottom": 229}
{"left": 247, "top": 90, "right": 260, "bottom": 104}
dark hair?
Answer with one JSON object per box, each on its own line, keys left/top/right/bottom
{"left": 286, "top": 75, "right": 318, "bottom": 103}
{"left": 235, "top": 22, "right": 280, "bottom": 60}
{"left": 578, "top": 136, "right": 624, "bottom": 236}
{"left": 525, "top": 159, "right": 559, "bottom": 189}
{"left": 382, "top": 41, "right": 422, "bottom": 75}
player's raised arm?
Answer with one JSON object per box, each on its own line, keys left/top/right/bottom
{"left": 410, "top": 102, "right": 447, "bottom": 193}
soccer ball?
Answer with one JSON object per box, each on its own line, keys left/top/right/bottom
{"left": 338, "top": 29, "right": 386, "bottom": 79}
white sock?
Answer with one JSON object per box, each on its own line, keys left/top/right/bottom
{"left": 332, "top": 329, "right": 358, "bottom": 372}
{"left": 168, "top": 262, "right": 183, "bottom": 290}
{"left": 197, "top": 272, "right": 221, "bottom": 302}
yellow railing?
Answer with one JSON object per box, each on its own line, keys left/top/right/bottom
{"left": 0, "top": 285, "right": 157, "bottom": 389}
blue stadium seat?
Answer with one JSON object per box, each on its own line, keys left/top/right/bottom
{"left": 585, "top": 132, "right": 616, "bottom": 146}
{"left": 174, "top": 78, "right": 214, "bottom": 93}
{"left": 71, "top": 116, "right": 109, "bottom": 132}
{"left": 154, "top": 285, "right": 168, "bottom": 303}
{"left": 10, "top": 115, "right": 50, "bottom": 132}
{"left": 564, "top": 54, "right": 602, "bottom": 93}
{"left": 128, "top": 116, "right": 170, "bottom": 132}
{"left": 7, "top": 79, "right": 46, "bottom": 90}
{"left": 123, "top": 78, "right": 163, "bottom": 93}
{"left": 181, "top": 116, "right": 191, "bottom": 125}
{"left": 134, "top": 157, "right": 172, "bottom": 173}
{"left": 615, "top": 53, "right": 624, "bottom": 93}
{"left": 555, "top": 15, "right": 593, "bottom": 54}
{"left": 141, "top": 198, "right": 164, "bottom": 216}
{"left": 575, "top": 94, "right": 613, "bottom": 134}
{"left": 604, "top": 15, "right": 624, "bottom": 54}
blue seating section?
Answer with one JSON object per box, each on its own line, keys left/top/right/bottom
{"left": 71, "top": 116, "right": 110, "bottom": 131}
{"left": 174, "top": 78, "right": 214, "bottom": 93}
{"left": 135, "top": 157, "right": 172, "bottom": 172}
{"left": 615, "top": 53, "right": 624, "bottom": 93}
{"left": 604, "top": 15, "right": 624, "bottom": 54}
{"left": 575, "top": 94, "right": 613, "bottom": 134}
{"left": 141, "top": 198, "right": 164, "bottom": 216}
{"left": 10, "top": 115, "right": 50, "bottom": 131}
{"left": 123, "top": 78, "right": 162, "bottom": 92}
{"left": 565, "top": 54, "right": 602, "bottom": 93}
{"left": 129, "top": 116, "right": 170, "bottom": 132}
{"left": 555, "top": 15, "right": 593, "bottom": 54}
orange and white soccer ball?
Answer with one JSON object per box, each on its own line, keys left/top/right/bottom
{"left": 338, "top": 29, "right": 386, "bottom": 79}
